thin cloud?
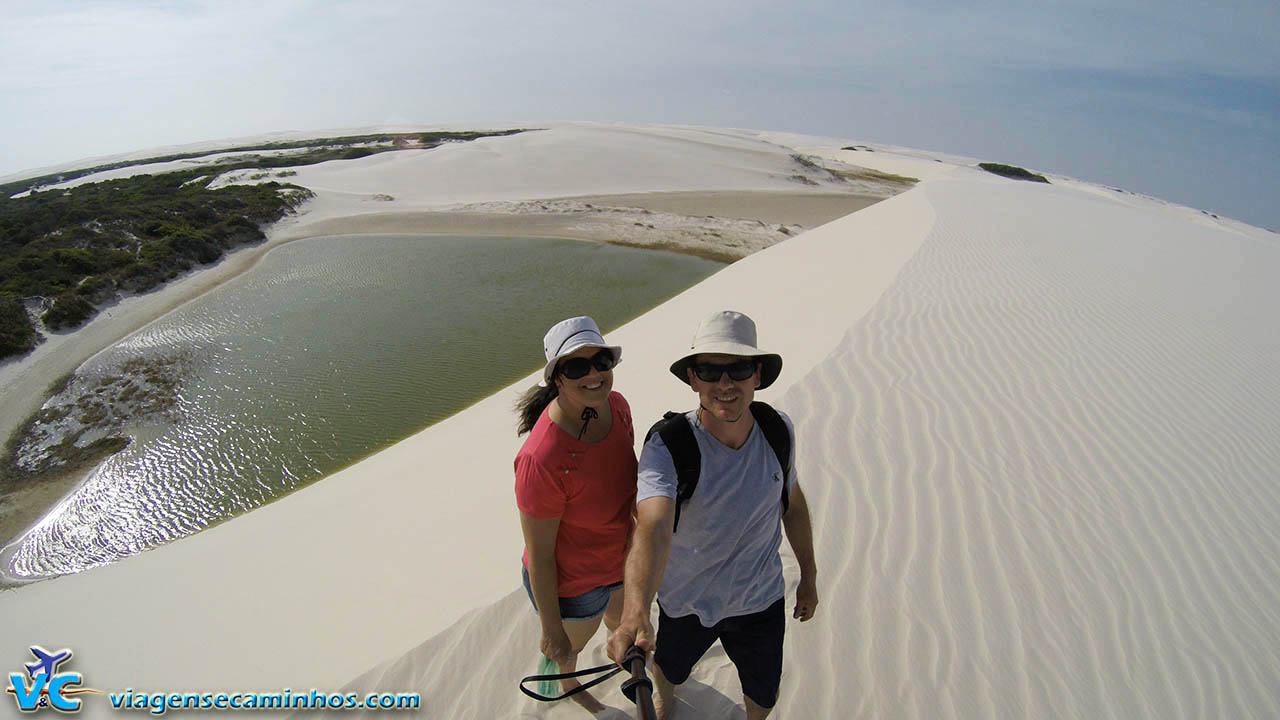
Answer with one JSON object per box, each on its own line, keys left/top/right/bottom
{"left": 1, "top": 0, "right": 1276, "bottom": 228}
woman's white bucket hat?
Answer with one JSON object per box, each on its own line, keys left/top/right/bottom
{"left": 539, "top": 316, "right": 623, "bottom": 387}
{"left": 669, "top": 310, "right": 783, "bottom": 389}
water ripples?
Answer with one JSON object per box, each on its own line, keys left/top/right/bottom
{"left": 8, "top": 235, "right": 721, "bottom": 578}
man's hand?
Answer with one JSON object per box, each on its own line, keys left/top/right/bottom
{"left": 607, "top": 614, "right": 654, "bottom": 665}
{"left": 540, "top": 625, "right": 572, "bottom": 666}
{"left": 783, "top": 482, "right": 819, "bottom": 622}
{"left": 793, "top": 576, "right": 819, "bottom": 621}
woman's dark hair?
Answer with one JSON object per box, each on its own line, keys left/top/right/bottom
{"left": 516, "top": 377, "right": 559, "bottom": 435}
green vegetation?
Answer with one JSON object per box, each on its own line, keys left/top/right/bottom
{"left": 0, "top": 129, "right": 531, "bottom": 359}
{"left": 0, "top": 435, "right": 130, "bottom": 491}
{"left": 2, "top": 353, "right": 187, "bottom": 486}
{"left": 42, "top": 294, "right": 95, "bottom": 330}
{"left": 792, "top": 153, "right": 917, "bottom": 186}
{"left": 0, "top": 169, "right": 311, "bottom": 353}
{"left": 0, "top": 298, "right": 39, "bottom": 356}
{"left": 825, "top": 166, "right": 918, "bottom": 185}
{"left": 978, "top": 162, "right": 1050, "bottom": 183}
{"left": 791, "top": 154, "right": 824, "bottom": 172}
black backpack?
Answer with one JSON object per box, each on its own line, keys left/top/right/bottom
{"left": 644, "top": 401, "right": 792, "bottom": 532}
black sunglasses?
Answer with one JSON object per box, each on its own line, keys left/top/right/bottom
{"left": 692, "top": 360, "right": 757, "bottom": 383}
{"left": 558, "top": 350, "right": 616, "bottom": 380}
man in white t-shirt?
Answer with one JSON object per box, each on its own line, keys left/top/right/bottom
{"left": 608, "top": 310, "right": 819, "bottom": 720}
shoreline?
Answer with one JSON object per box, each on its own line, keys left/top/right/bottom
{"left": 0, "top": 189, "right": 884, "bottom": 555}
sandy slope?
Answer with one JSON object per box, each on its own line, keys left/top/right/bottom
{"left": 3, "top": 126, "right": 1279, "bottom": 720}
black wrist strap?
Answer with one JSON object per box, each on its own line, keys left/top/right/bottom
{"left": 519, "top": 661, "right": 622, "bottom": 702}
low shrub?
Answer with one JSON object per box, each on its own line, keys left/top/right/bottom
{"left": 168, "top": 230, "right": 223, "bottom": 265}
{"left": 0, "top": 298, "right": 39, "bottom": 358}
{"left": 43, "top": 293, "right": 97, "bottom": 330}
{"left": 75, "top": 275, "right": 117, "bottom": 303}
{"left": 827, "top": 167, "right": 918, "bottom": 185}
{"left": 978, "top": 163, "right": 1050, "bottom": 183}
{"left": 791, "top": 154, "right": 823, "bottom": 171}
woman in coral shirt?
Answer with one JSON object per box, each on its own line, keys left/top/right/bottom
{"left": 515, "top": 316, "right": 638, "bottom": 710}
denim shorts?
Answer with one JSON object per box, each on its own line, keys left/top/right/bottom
{"left": 521, "top": 565, "right": 622, "bottom": 621}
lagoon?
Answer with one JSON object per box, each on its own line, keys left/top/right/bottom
{"left": 6, "top": 234, "right": 721, "bottom": 578}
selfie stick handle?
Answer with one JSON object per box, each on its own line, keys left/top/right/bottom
{"left": 620, "top": 645, "right": 656, "bottom": 720}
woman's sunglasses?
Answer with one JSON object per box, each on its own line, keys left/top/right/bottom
{"left": 692, "top": 360, "right": 757, "bottom": 383}
{"left": 558, "top": 350, "right": 616, "bottom": 380}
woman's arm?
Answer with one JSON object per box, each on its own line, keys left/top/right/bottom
{"left": 519, "top": 511, "right": 572, "bottom": 664}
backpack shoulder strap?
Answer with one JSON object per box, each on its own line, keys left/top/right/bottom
{"left": 749, "top": 401, "right": 792, "bottom": 514}
{"left": 645, "top": 411, "right": 700, "bottom": 533}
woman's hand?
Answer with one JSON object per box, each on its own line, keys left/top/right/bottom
{"left": 520, "top": 512, "right": 570, "bottom": 664}
{"left": 540, "top": 624, "right": 573, "bottom": 666}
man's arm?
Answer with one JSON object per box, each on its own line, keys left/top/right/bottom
{"left": 606, "top": 495, "right": 675, "bottom": 663}
{"left": 783, "top": 482, "right": 819, "bottom": 621}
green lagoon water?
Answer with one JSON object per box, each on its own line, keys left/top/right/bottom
{"left": 8, "top": 235, "right": 721, "bottom": 578}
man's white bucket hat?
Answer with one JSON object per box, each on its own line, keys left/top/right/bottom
{"left": 539, "top": 316, "right": 623, "bottom": 387}
{"left": 669, "top": 310, "right": 783, "bottom": 390}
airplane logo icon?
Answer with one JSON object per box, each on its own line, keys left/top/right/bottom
{"left": 8, "top": 646, "right": 102, "bottom": 712}
{"left": 25, "top": 647, "right": 73, "bottom": 680}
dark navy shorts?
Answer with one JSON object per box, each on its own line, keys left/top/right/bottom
{"left": 655, "top": 597, "right": 785, "bottom": 709}
{"left": 521, "top": 565, "right": 622, "bottom": 621}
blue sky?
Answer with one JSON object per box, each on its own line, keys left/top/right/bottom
{"left": 2, "top": 0, "right": 1277, "bottom": 230}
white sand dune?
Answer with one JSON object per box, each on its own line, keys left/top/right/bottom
{"left": 311, "top": 163, "right": 1280, "bottom": 720}
{"left": 252, "top": 123, "right": 899, "bottom": 238}
{"left": 3, "top": 126, "right": 1279, "bottom": 720}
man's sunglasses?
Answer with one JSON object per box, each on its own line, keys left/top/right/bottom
{"left": 692, "top": 360, "right": 757, "bottom": 383}
{"left": 558, "top": 350, "right": 616, "bottom": 380}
